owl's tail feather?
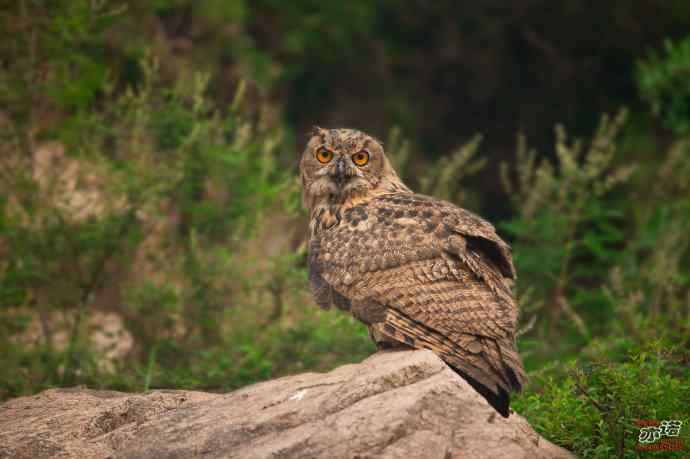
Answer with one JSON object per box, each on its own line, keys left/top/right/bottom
{"left": 449, "top": 365, "right": 510, "bottom": 418}
{"left": 449, "top": 338, "right": 527, "bottom": 417}
{"left": 376, "top": 308, "right": 524, "bottom": 418}
{"left": 497, "top": 342, "right": 528, "bottom": 391}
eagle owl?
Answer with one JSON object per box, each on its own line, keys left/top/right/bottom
{"left": 299, "top": 127, "right": 527, "bottom": 417}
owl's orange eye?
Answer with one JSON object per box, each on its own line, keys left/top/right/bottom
{"left": 316, "top": 148, "right": 333, "bottom": 163}
{"left": 352, "top": 151, "right": 369, "bottom": 166}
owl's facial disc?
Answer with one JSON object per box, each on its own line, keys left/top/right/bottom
{"left": 301, "top": 128, "right": 404, "bottom": 210}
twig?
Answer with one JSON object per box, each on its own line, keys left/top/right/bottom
{"left": 61, "top": 206, "right": 139, "bottom": 385}
{"left": 572, "top": 371, "right": 607, "bottom": 413}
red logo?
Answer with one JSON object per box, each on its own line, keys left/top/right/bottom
{"left": 635, "top": 419, "right": 685, "bottom": 452}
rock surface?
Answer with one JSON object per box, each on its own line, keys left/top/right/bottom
{"left": 0, "top": 350, "right": 575, "bottom": 459}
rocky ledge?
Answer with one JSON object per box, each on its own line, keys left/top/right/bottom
{"left": 0, "top": 350, "right": 574, "bottom": 459}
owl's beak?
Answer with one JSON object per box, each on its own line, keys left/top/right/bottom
{"left": 331, "top": 157, "right": 349, "bottom": 186}
{"left": 334, "top": 157, "right": 346, "bottom": 179}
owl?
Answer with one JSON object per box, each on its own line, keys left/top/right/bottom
{"left": 299, "top": 127, "right": 527, "bottom": 417}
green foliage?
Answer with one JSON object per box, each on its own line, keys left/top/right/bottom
{"left": 507, "top": 36, "right": 690, "bottom": 457}
{"left": 500, "top": 111, "right": 635, "bottom": 353}
{"left": 0, "top": 0, "right": 371, "bottom": 399}
{"left": 514, "top": 343, "right": 690, "bottom": 458}
{"left": 0, "top": 0, "right": 122, "bottom": 135}
{"left": 386, "top": 127, "right": 487, "bottom": 207}
{"left": 0, "top": 56, "right": 274, "bottom": 394}
{"left": 638, "top": 36, "right": 690, "bottom": 134}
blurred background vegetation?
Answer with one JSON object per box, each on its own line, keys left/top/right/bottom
{"left": 1, "top": 1, "right": 689, "bottom": 457}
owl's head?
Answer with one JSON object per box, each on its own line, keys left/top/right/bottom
{"left": 300, "top": 127, "right": 408, "bottom": 210}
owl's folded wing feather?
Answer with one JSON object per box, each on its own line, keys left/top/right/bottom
{"left": 309, "top": 194, "right": 527, "bottom": 416}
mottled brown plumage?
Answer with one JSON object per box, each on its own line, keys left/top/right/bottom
{"left": 300, "top": 127, "right": 527, "bottom": 417}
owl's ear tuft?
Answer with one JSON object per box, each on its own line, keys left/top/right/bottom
{"left": 310, "top": 125, "right": 326, "bottom": 138}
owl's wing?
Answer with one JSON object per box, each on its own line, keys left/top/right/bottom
{"left": 311, "top": 193, "right": 526, "bottom": 416}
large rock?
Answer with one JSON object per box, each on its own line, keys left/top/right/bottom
{"left": 0, "top": 350, "right": 574, "bottom": 459}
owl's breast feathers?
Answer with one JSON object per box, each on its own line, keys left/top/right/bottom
{"left": 307, "top": 191, "right": 527, "bottom": 417}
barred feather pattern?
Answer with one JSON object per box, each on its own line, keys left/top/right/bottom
{"left": 308, "top": 193, "right": 526, "bottom": 416}
{"left": 301, "top": 128, "right": 527, "bottom": 417}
